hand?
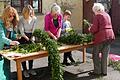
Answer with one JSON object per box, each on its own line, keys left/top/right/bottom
{"left": 53, "top": 36, "right": 58, "bottom": 41}
{"left": 10, "top": 41, "right": 20, "bottom": 45}
{"left": 16, "top": 34, "right": 22, "bottom": 39}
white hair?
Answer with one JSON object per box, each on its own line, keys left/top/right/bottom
{"left": 51, "top": 3, "right": 61, "bottom": 14}
{"left": 92, "top": 3, "right": 105, "bottom": 13}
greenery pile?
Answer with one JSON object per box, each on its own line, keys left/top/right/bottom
{"left": 58, "top": 29, "right": 93, "bottom": 45}
{"left": 10, "top": 43, "right": 44, "bottom": 54}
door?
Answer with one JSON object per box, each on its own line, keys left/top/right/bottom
{"left": 111, "top": 0, "right": 120, "bottom": 34}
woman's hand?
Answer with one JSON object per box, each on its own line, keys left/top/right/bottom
{"left": 16, "top": 34, "right": 22, "bottom": 39}
{"left": 10, "top": 41, "right": 20, "bottom": 45}
{"left": 53, "top": 36, "right": 58, "bottom": 40}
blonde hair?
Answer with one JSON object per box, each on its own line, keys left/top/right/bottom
{"left": 51, "top": 3, "right": 61, "bottom": 14}
{"left": 1, "top": 6, "right": 19, "bottom": 28}
{"left": 22, "top": 5, "right": 35, "bottom": 20}
{"left": 64, "top": 10, "right": 72, "bottom": 16}
{"left": 92, "top": 3, "right": 105, "bottom": 13}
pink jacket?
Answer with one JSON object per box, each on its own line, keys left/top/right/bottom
{"left": 44, "top": 12, "right": 62, "bottom": 37}
{"left": 89, "top": 12, "right": 115, "bottom": 45}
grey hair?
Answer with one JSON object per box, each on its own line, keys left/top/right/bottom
{"left": 92, "top": 3, "right": 105, "bottom": 13}
{"left": 51, "top": 3, "right": 61, "bottom": 14}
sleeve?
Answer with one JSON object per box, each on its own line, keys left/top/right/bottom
{"left": 44, "top": 15, "right": 49, "bottom": 31}
{"left": 61, "top": 21, "right": 66, "bottom": 33}
{"left": 58, "top": 14, "right": 62, "bottom": 28}
{"left": 18, "top": 18, "right": 25, "bottom": 36}
{"left": 32, "top": 16, "right": 37, "bottom": 33}
{"left": 0, "top": 24, "right": 11, "bottom": 45}
{"left": 89, "top": 15, "right": 99, "bottom": 34}
{"left": 10, "top": 31, "right": 17, "bottom": 40}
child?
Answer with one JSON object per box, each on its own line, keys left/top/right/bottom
{"left": 62, "top": 10, "right": 75, "bottom": 66}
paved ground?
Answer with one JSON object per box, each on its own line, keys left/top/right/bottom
{"left": 10, "top": 36, "right": 120, "bottom": 80}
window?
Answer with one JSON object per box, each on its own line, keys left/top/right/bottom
{"left": 11, "top": 0, "right": 42, "bottom": 13}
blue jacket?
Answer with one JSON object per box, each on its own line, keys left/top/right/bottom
{"left": 0, "top": 19, "right": 12, "bottom": 50}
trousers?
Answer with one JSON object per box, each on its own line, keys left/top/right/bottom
{"left": 92, "top": 41, "right": 110, "bottom": 74}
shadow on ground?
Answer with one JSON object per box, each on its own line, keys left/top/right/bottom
{"left": 11, "top": 66, "right": 100, "bottom": 80}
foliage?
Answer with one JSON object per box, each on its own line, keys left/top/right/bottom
{"left": 55, "top": 0, "right": 76, "bottom": 12}
{"left": 33, "top": 29, "right": 63, "bottom": 80}
{"left": 10, "top": 43, "right": 44, "bottom": 54}
{"left": 109, "top": 60, "right": 120, "bottom": 72}
{"left": 58, "top": 30, "right": 93, "bottom": 45}
{"left": 83, "top": 19, "right": 91, "bottom": 28}
{"left": 9, "top": 29, "right": 93, "bottom": 80}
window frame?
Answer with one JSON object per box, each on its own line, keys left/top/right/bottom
{"left": 11, "top": 0, "right": 42, "bottom": 13}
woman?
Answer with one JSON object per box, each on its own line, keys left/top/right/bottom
{"left": 44, "top": 3, "right": 62, "bottom": 68}
{"left": 18, "top": 5, "right": 37, "bottom": 78}
{"left": 0, "top": 6, "right": 20, "bottom": 80}
{"left": 44, "top": 3, "right": 62, "bottom": 40}
{"left": 88, "top": 3, "right": 115, "bottom": 76}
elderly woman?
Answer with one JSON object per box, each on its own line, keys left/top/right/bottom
{"left": 44, "top": 3, "right": 62, "bottom": 68}
{"left": 88, "top": 3, "right": 115, "bottom": 76}
{"left": 44, "top": 3, "right": 62, "bottom": 40}
{"left": 0, "top": 6, "right": 19, "bottom": 80}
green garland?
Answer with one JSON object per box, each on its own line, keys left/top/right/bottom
{"left": 33, "top": 29, "right": 63, "bottom": 80}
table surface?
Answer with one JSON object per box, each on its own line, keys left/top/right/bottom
{"left": 0, "top": 43, "right": 93, "bottom": 61}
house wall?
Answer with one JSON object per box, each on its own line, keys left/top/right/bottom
{"left": 37, "top": 0, "right": 83, "bottom": 31}
{"left": 0, "top": 2, "right": 5, "bottom": 15}
{"left": 0, "top": 0, "right": 83, "bottom": 32}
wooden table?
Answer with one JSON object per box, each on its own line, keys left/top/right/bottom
{"left": 0, "top": 43, "right": 92, "bottom": 80}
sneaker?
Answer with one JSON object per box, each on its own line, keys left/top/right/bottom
{"left": 28, "top": 70, "right": 37, "bottom": 75}
{"left": 23, "top": 70, "right": 30, "bottom": 78}
{"left": 62, "top": 62, "right": 71, "bottom": 66}
{"left": 88, "top": 71, "right": 101, "bottom": 76}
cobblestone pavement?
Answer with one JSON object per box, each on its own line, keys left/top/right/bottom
{"left": 11, "top": 36, "right": 120, "bottom": 80}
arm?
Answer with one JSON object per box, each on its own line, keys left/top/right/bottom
{"left": 89, "top": 15, "right": 99, "bottom": 34}
{"left": 32, "top": 16, "right": 37, "bottom": 33}
{"left": 57, "top": 28, "right": 61, "bottom": 38}
{"left": 18, "top": 19, "right": 29, "bottom": 41}
{"left": 46, "top": 31, "right": 57, "bottom": 40}
{"left": 44, "top": 14, "right": 57, "bottom": 40}
{"left": 0, "top": 24, "right": 19, "bottom": 46}
{"left": 0, "top": 24, "right": 11, "bottom": 45}
{"left": 56, "top": 14, "right": 62, "bottom": 38}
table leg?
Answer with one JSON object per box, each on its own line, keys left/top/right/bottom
{"left": 82, "top": 48, "right": 86, "bottom": 63}
{"left": 16, "top": 60, "right": 22, "bottom": 80}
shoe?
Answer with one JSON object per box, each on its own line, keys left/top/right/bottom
{"left": 23, "top": 70, "right": 30, "bottom": 78}
{"left": 28, "top": 70, "right": 37, "bottom": 75}
{"left": 71, "top": 61, "right": 75, "bottom": 65}
{"left": 62, "top": 62, "right": 71, "bottom": 66}
{"left": 88, "top": 71, "right": 101, "bottom": 76}
{"left": 101, "top": 73, "right": 107, "bottom": 76}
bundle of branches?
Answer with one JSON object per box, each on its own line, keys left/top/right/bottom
{"left": 83, "top": 19, "right": 91, "bottom": 28}
{"left": 33, "top": 29, "right": 63, "bottom": 80}
{"left": 58, "top": 30, "right": 93, "bottom": 45}
{"left": 10, "top": 43, "right": 44, "bottom": 54}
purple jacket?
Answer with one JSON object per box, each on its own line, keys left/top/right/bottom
{"left": 89, "top": 12, "right": 115, "bottom": 45}
{"left": 44, "top": 12, "right": 62, "bottom": 37}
